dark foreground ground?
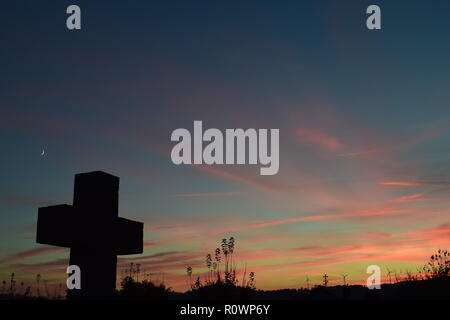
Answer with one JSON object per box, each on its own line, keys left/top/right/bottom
{"left": 1, "top": 278, "right": 448, "bottom": 300}
{"left": 176, "top": 278, "right": 450, "bottom": 300}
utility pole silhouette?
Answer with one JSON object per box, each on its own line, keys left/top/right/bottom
{"left": 305, "top": 275, "right": 311, "bottom": 290}
{"left": 36, "top": 171, "right": 144, "bottom": 299}
{"left": 322, "top": 274, "right": 329, "bottom": 287}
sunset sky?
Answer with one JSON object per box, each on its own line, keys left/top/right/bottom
{"left": 1, "top": 0, "right": 450, "bottom": 292}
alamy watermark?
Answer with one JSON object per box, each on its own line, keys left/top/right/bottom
{"left": 171, "top": 121, "right": 280, "bottom": 175}
{"left": 366, "top": 265, "right": 381, "bottom": 289}
{"left": 67, "top": 265, "right": 81, "bottom": 290}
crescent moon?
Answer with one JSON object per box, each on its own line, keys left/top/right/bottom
{"left": 41, "top": 149, "right": 45, "bottom": 156}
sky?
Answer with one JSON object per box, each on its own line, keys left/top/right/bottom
{"left": 0, "top": 0, "right": 450, "bottom": 292}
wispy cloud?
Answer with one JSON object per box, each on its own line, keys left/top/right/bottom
{"left": 391, "top": 193, "right": 440, "bottom": 203}
{"left": 119, "top": 251, "right": 204, "bottom": 272}
{"left": 338, "top": 149, "right": 380, "bottom": 157}
{"left": 0, "top": 246, "right": 66, "bottom": 265}
{"left": 381, "top": 181, "right": 450, "bottom": 186}
{"left": 402, "top": 223, "right": 450, "bottom": 237}
{"left": 7, "top": 258, "right": 68, "bottom": 274}
{"left": 294, "top": 128, "right": 342, "bottom": 150}
{"left": 211, "top": 208, "right": 404, "bottom": 234}
{"left": 0, "top": 195, "right": 56, "bottom": 207}
{"left": 195, "top": 165, "right": 285, "bottom": 193}
{"left": 167, "top": 191, "right": 241, "bottom": 198}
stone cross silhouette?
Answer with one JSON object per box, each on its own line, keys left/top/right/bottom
{"left": 36, "top": 171, "right": 143, "bottom": 299}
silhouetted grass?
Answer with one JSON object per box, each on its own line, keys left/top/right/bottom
{"left": 0, "top": 272, "right": 62, "bottom": 300}
{"left": 118, "top": 276, "right": 172, "bottom": 300}
{"left": 183, "top": 237, "right": 257, "bottom": 299}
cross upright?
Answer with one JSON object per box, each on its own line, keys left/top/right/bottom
{"left": 36, "top": 171, "right": 143, "bottom": 299}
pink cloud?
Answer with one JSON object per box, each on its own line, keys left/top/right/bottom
{"left": 194, "top": 165, "right": 284, "bottom": 194}
{"left": 294, "top": 128, "right": 342, "bottom": 150}
{"left": 211, "top": 208, "right": 404, "bottom": 234}
{"left": 167, "top": 191, "right": 241, "bottom": 198}
{"left": 0, "top": 246, "right": 67, "bottom": 265}
{"left": 381, "top": 181, "right": 450, "bottom": 186}
{"left": 402, "top": 223, "right": 450, "bottom": 237}
{"left": 391, "top": 193, "right": 440, "bottom": 203}
{"left": 338, "top": 149, "right": 380, "bottom": 157}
